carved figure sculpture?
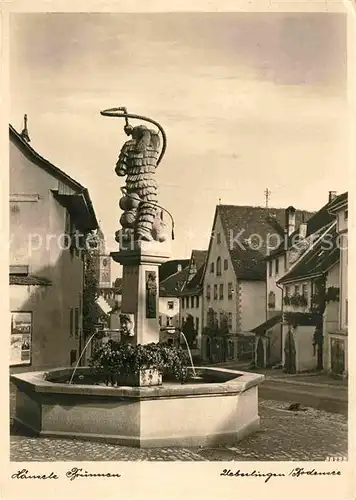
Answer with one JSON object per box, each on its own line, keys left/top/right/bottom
{"left": 146, "top": 271, "right": 157, "bottom": 319}
{"left": 116, "top": 124, "right": 161, "bottom": 241}
{"left": 119, "top": 313, "right": 135, "bottom": 337}
{"left": 100, "top": 107, "right": 174, "bottom": 245}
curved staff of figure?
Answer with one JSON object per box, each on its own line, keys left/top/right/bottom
{"left": 100, "top": 107, "right": 167, "bottom": 166}
{"left": 100, "top": 107, "right": 171, "bottom": 242}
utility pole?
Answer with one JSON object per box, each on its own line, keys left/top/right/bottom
{"left": 264, "top": 188, "right": 271, "bottom": 209}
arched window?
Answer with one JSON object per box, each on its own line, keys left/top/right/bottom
{"left": 268, "top": 291, "right": 276, "bottom": 309}
{"left": 216, "top": 257, "right": 222, "bottom": 276}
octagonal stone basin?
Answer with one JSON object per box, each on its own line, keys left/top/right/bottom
{"left": 10, "top": 367, "right": 264, "bottom": 448}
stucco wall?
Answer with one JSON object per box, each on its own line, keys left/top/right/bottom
{"left": 339, "top": 233, "right": 348, "bottom": 330}
{"left": 266, "top": 254, "right": 284, "bottom": 315}
{"left": 10, "top": 283, "right": 81, "bottom": 371}
{"left": 240, "top": 280, "right": 266, "bottom": 332}
{"left": 159, "top": 297, "right": 180, "bottom": 328}
{"left": 295, "top": 325, "right": 316, "bottom": 372}
{"left": 10, "top": 139, "right": 84, "bottom": 371}
{"left": 202, "top": 213, "right": 239, "bottom": 332}
{"left": 282, "top": 323, "right": 317, "bottom": 373}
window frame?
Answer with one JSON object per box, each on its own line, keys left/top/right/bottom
{"left": 10, "top": 311, "right": 33, "bottom": 367}
{"left": 216, "top": 257, "right": 222, "bottom": 276}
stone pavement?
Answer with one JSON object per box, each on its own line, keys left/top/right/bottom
{"left": 10, "top": 400, "right": 347, "bottom": 462}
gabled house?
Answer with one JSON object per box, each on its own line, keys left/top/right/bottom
{"left": 10, "top": 121, "right": 98, "bottom": 371}
{"left": 201, "top": 204, "right": 301, "bottom": 364}
{"left": 179, "top": 250, "right": 208, "bottom": 351}
{"left": 277, "top": 219, "right": 340, "bottom": 373}
{"left": 159, "top": 264, "right": 189, "bottom": 329}
{"left": 254, "top": 205, "right": 317, "bottom": 368}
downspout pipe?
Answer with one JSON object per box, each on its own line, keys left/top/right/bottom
{"left": 276, "top": 282, "right": 284, "bottom": 363}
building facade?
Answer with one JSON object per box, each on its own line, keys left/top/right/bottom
{"left": 257, "top": 206, "right": 314, "bottom": 368}
{"left": 277, "top": 203, "right": 341, "bottom": 374}
{"left": 9, "top": 123, "right": 98, "bottom": 371}
{"left": 159, "top": 262, "right": 189, "bottom": 331}
{"left": 324, "top": 192, "right": 348, "bottom": 377}
{"left": 201, "top": 204, "right": 296, "bottom": 364}
{"left": 179, "top": 250, "right": 207, "bottom": 352}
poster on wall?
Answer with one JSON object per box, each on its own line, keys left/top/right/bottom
{"left": 10, "top": 312, "right": 32, "bottom": 366}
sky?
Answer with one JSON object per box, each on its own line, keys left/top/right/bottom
{"left": 10, "top": 12, "right": 350, "bottom": 278}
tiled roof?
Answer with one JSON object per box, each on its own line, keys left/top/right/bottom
{"left": 251, "top": 314, "right": 282, "bottom": 335}
{"left": 159, "top": 267, "right": 189, "bottom": 297}
{"left": 180, "top": 249, "right": 208, "bottom": 295}
{"left": 268, "top": 200, "right": 339, "bottom": 258}
{"left": 159, "top": 259, "right": 190, "bottom": 282}
{"left": 218, "top": 205, "right": 313, "bottom": 280}
{"left": 191, "top": 250, "right": 207, "bottom": 271}
{"left": 327, "top": 192, "right": 348, "bottom": 213}
{"left": 278, "top": 225, "right": 339, "bottom": 283}
{"left": 10, "top": 275, "right": 52, "bottom": 286}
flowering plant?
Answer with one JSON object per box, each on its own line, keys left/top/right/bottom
{"left": 325, "top": 286, "right": 340, "bottom": 303}
{"left": 89, "top": 340, "right": 190, "bottom": 386}
{"left": 289, "top": 294, "right": 308, "bottom": 308}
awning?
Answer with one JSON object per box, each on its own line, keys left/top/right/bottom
{"left": 250, "top": 314, "right": 282, "bottom": 336}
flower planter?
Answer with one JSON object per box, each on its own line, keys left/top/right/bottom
{"left": 118, "top": 368, "right": 162, "bottom": 387}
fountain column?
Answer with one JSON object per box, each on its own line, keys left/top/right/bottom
{"left": 111, "top": 240, "right": 171, "bottom": 345}
{"left": 102, "top": 106, "right": 172, "bottom": 346}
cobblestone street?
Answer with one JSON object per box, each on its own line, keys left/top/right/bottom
{"left": 10, "top": 400, "right": 347, "bottom": 462}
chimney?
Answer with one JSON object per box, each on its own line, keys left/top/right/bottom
{"left": 285, "top": 206, "right": 296, "bottom": 236}
{"left": 299, "top": 222, "right": 307, "bottom": 239}
{"left": 329, "top": 191, "right": 337, "bottom": 202}
{"left": 20, "top": 114, "right": 31, "bottom": 143}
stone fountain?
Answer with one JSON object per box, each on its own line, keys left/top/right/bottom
{"left": 10, "top": 108, "right": 264, "bottom": 448}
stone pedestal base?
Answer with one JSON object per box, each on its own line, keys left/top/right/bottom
{"left": 111, "top": 240, "right": 171, "bottom": 346}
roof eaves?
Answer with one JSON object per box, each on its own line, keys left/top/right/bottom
{"left": 9, "top": 124, "right": 85, "bottom": 192}
{"left": 327, "top": 193, "right": 348, "bottom": 214}
{"left": 277, "top": 222, "right": 337, "bottom": 284}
